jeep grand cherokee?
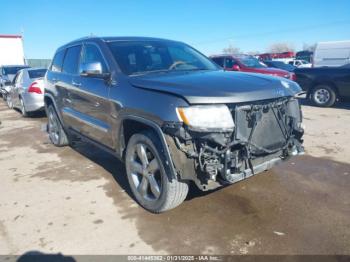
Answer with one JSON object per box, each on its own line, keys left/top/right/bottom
{"left": 44, "top": 37, "right": 304, "bottom": 213}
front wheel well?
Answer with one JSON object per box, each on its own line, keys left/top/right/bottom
{"left": 120, "top": 119, "right": 160, "bottom": 158}
{"left": 44, "top": 96, "right": 54, "bottom": 108}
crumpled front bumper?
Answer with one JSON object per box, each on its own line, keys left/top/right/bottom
{"left": 163, "top": 97, "right": 305, "bottom": 191}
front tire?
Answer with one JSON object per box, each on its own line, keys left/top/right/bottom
{"left": 125, "top": 131, "right": 188, "bottom": 213}
{"left": 311, "top": 84, "right": 336, "bottom": 107}
{"left": 47, "top": 105, "right": 69, "bottom": 147}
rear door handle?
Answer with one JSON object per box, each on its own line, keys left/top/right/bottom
{"left": 72, "top": 81, "right": 81, "bottom": 87}
{"left": 63, "top": 98, "right": 72, "bottom": 104}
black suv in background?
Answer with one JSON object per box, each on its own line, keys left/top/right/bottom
{"left": 45, "top": 37, "right": 304, "bottom": 213}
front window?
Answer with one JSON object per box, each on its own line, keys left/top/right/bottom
{"left": 237, "top": 56, "right": 266, "bottom": 68}
{"left": 107, "top": 41, "right": 218, "bottom": 76}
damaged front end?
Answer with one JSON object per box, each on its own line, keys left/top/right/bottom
{"left": 163, "top": 97, "right": 304, "bottom": 191}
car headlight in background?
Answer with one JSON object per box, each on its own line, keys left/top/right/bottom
{"left": 176, "top": 105, "right": 234, "bottom": 131}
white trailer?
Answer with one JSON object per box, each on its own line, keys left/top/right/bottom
{"left": 313, "top": 40, "right": 350, "bottom": 67}
{"left": 0, "top": 35, "right": 26, "bottom": 66}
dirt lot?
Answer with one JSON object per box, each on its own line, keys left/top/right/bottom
{"left": 0, "top": 100, "right": 349, "bottom": 256}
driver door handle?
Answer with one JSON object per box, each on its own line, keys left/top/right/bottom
{"left": 72, "top": 81, "right": 81, "bottom": 87}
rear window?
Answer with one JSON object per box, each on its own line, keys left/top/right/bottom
{"left": 28, "top": 69, "right": 47, "bottom": 79}
{"left": 51, "top": 50, "right": 65, "bottom": 72}
{"left": 3, "top": 66, "right": 29, "bottom": 75}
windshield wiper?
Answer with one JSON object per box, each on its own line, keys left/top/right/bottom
{"left": 130, "top": 68, "right": 211, "bottom": 76}
{"left": 130, "top": 69, "right": 171, "bottom": 76}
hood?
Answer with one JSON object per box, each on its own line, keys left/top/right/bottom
{"left": 250, "top": 67, "right": 290, "bottom": 76}
{"left": 129, "top": 70, "right": 301, "bottom": 104}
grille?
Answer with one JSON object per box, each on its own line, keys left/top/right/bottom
{"left": 230, "top": 99, "right": 292, "bottom": 155}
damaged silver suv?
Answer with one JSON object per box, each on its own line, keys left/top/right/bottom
{"left": 45, "top": 37, "right": 304, "bottom": 213}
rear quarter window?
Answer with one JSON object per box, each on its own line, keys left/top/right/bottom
{"left": 51, "top": 50, "right": 65, "bottom": 72}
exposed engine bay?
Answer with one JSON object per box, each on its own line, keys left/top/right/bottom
{"left": 163, "top": 97, "right": 304, "bottom": 190}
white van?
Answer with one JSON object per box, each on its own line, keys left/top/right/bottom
{"left": 0, "top": 35, "right": 26, "bottom": 66}
{"left": 313, "top": 40, "right": 350, "bottom": 67}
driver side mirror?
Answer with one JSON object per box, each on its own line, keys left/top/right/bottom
{"left": 232, "top": 65, "right": 240, "bottom": 71}
{"left": 80, "top": 62, "right": 110, "bottom": 79}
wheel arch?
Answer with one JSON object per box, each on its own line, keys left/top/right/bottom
{"left": 44, "top": 93, "right": 65, "bottom": 124}
{"left": 119, "top": 115, "right": 178, "bottom": 181}
{"left": 308, "top": 80, "right": 339, "bottom": 98}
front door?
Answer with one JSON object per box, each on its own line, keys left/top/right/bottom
{"left": 69, "top": 42, "right": 113, "bottom": 147}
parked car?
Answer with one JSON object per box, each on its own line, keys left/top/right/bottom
{"left": 263, "top": 60, "right": 296, "bottom": 72}
{"left": 6, "top": 68, "right": 47, "bottom": 116}
{"left": 0, "top": 65, "right": 30, "bottom": 99}
{"left": 210, "top": 54, "right": 296, "bottom": 81}
{"left": 313, "top": 40, "right": 350, "bottom": 67}
{"left": 296, "top": 50, "right": 313, "bottom": 63}
{"left": 258, "top": 52, "right": 295, "bottom": 61}
{"left": 288, "top": 59, "right": 312, "bottom": 68}
{"left": 45, "top": 37, "right": 304, "bottom": 213}
{"left": 295, "top": 64, "right": 350, "bottom": 107}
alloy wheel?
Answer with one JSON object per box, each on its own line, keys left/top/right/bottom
{"left": 128, "top": 143, "right": 162, "bottom": 201}
{"left": 20, "top": 99, "right": 26, "bottom": 115}
{"left": 48, "top": 109, "right": 60, "bottom": 144}
{"left": 6, "top": 95, "right": 13, "bottom": 109}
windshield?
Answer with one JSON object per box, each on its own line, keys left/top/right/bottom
{"left": 265, "top": 61, "right": 295, "bottom": 71}
{"left": 107, "top": 41, "right": 218, "bottom": 75}
{"left": 28, "top": 69, "right": 47, "bottom": 79}
{"left": 3, "top": 66, "right": 29, "bottom": 75}
{"left": 237, "top": 56, "right": 266, "bottom": 68}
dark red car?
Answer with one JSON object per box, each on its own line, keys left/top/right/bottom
{"left": 211, "top": 54, "right": 296, "bottom": 81}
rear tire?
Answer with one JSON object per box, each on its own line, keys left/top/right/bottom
{"left": 6, "top": 94, "right": 13, "bottom": 109}
{"left": 311, "top": 84, "right": 336, "bottom": 107}
{"left": 125, "top": 130, "right": 188, "bottom": 213}
{"left": 47, "top": 105, "right": 69, "bottom": 147}
{"left": 20, "top": 97, "right": 28, "bottom": 117}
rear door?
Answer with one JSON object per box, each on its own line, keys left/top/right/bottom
{"left": 59, "top": 45, "right": 83, "bottom": 131}
{"left": 69, "top": 42, "right": 113, "bottom": 146}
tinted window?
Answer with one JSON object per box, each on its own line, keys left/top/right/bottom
{"left": 81, "top": 44, "right": 107, "bottom": 73}
{"left": 51, "top": 50, "right": 65, "bottom": 72}
{"left": 212, "top": 57, "right": 224, "bottom": 67}
{"left": 12, "top": 72, "right": 20, "bottom": 83}
{"left": 237, "top": 56, "right": 266, "bottom": 68}
{"left": 3, "top": 66, "right": 29, "bottom": 75}
{"left": 62, "top": 45, "right": 82, "bottom": 74}
{"left": 28, "top": 69, "right": 47, "bottom": 79}
{"left": 224, "top": 58, "right": 237, "bottom": 68}
{"left": 107, "top": 41, "right": 217, "bottom": 75}
{"left": 266, "top": 61, "right": 295, "bottom": 71}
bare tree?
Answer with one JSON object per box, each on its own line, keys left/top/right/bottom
{"left": 268, "top": 42, "right": 295, "bottom": 53}
{"left": 222, "top": 44, "right": 240, "bottom": 54}
{"left": 247, "top": 51, "right": 260, "bottom": 56}
{"left": 302, "top": 43, "right": 317, "bottom": 52}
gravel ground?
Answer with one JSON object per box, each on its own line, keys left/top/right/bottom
{"left": 0, "top": 99, "right": 349, "bottom": 256}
